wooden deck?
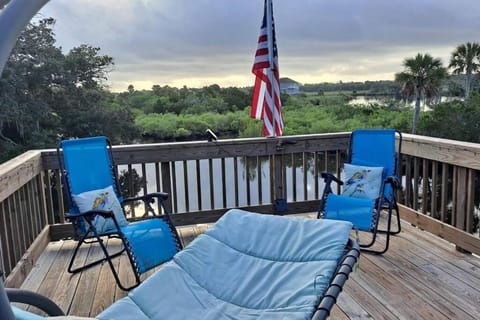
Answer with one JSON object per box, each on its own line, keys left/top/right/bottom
{"left": 18, "top": 218, "right": 480, "bottom": 319}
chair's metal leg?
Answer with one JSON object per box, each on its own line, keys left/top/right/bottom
{"left": 98, "top": 234, "right": 141, "bottom": 291}
{"left": 377, "top": 201, "right": 401, "bottom": 235}
{"left": 67, "top": 229, "right": 138, "bottom": 290}
{"left": 68, "top": 233, "right": 126, "bottom": 274}
{"left": 361, "top": 207, "right": 393, "bottom": 255}
{"left": 67, "top": 236, "right": 85, "bottom": 274}
{"left": 389, "top": 201, "right": 402, "bottom": 235}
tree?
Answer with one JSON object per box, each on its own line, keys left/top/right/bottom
{"left": 418, "top": 94, "right": 480, "bottom": 143}
{"left": 0, "top": 18, "right": 64, "bottom": 160}
{"left": 0, "top": 18, "right": 139, "bottom": 162}
{"left": 395, "top": 53, "right": 448, "bottom": 134}
{"left": 449, "top": 42, "right": 480, "bottom": 99}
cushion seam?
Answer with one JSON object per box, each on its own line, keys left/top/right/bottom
{"left": 170, "top": 259, "right": 316, "bottom": 312}
{"left": 116, "top": 297, "right": 151, "bottom": 320}
{"left": 203, "top": 232, "right": 346, "bottom": 263}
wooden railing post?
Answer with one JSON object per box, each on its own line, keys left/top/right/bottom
{"left": 161, "top": 162, "right": 173, "bottom": 213}
{"left": 0, "top": 236, "right": 5, "bottom": 275}
{"left": 273, "top": 154, "right": 286, "bottom": 212}
{"left": 453, "top": 167, "right": 467, "bottom": 231}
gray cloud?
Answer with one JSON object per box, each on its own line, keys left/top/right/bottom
{"left": 39, "top": 0, "right": 480, "bottom": 91}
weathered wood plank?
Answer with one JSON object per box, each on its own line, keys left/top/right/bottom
{"left": 257, "top": 156, "right": 262, "bottom": 205}
{"left": 22, "top": 240, "right": 63, "bottom": 293}
{"left": 399, "top": 204, "right": 480, "bottom": 255}
{"left": 69, "top": 243, "right": 104, "bottom": 317}
{"left": 398, "top": 221, "right": 480, "bottom": 273}
{"left": 15, "top": 218, "right": 480, "bottom": 320}
{"left": 233, "top": 157, "right": 239, "bottom": 207}
{"left": 4, "top": 225, "right": 50, "bottom": 288}
{"left": 52, "top": 241, "right": 90, "bottom": 314}
{"left": 373, "top": 236, "right": 478, "bottom": 319}
{"left": 422, "top": 158, "right": 428, "bottom": 215}
{"left": 355, "top": 255, "right": 452, "bottom": 319}
{"left": 440, "top": 162, "right": 448, "bottom": 222}
{"left": 41, "top": 133, "right": 352, "bottom": 169}
{"left": 0, "top": 202, "right": 13, "bottom": 274}
{"left": 336, "top": 287, "right": 374, "bottom": 319}
{"left": 402, "top": 133, "right": 480, "bottom": 170}
{"left": 341, "top": 276, "right": 398, "bottom": 319}
{"left": 160, "top": 162, "right": 172, "bottom": 213}
{"left": 23, "top": 240, "right": 64, "bottom": 313}
{"left": 328, "top": 305, "right": 349, "bottom": 320}
{"left": 195, "top": 159, "right": 202, "bottom": 211}
{"left": 90, "top": 239, "right": 121, "bottom": 316}
{"left": 0, "top": 150, "right": 43, "bottom": 202}
{"left": 182, "top": 160, "right": 189, "bottom": 212}
{"left": 113, "top": 252, "right": 137, "bottom": 301}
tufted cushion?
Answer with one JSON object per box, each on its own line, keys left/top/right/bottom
{"left": 97, "top": 209, "right": 353, "bottom": 320}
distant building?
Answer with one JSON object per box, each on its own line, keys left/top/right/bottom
{"left": 280, "top": 77, "right": 301, "bottom": 95}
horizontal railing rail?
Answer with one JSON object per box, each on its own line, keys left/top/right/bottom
{"left": 40, "top": 133, "right": 350, "bottom": 226}
{"left": 1, "top": 132, "right": 480, "bottom": 286}
{"left": 399, "top": 133, "right": 480, "bottom": 253}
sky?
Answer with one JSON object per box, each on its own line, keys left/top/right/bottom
{"left": 38, "top": 0, "right": 480, "bottom": 92}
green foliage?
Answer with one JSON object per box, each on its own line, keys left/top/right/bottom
{"left": 282, "top": 100, "right": 410, "bottom": 136}
{"left": 118, "top": 169, "right": 144, "bottom": 198}
{"left": 418, "top": 94, "right": 480, "bottom": 143}
{"left": 449, "top": 42, "right": 480, "bottom": 99}
{"left": 0, "top": 18, "right": 62, "bottom": 152}
{"left": 0, "top": 18, "right": 138, "bottom": 162}
{"left": 115, "top": 84, "right": 250, "bottom": 117}
{"left": 395, "top": 53, "right": 449, "bottom": 133}
{"left": 3, "top": 18, "right": 480, "bottom": 165}
{"left": 136, "top": 110, "right": 252, "bottom": 140}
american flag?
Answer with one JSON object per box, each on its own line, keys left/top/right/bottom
{"left": 251, "top": 0, "right": 283, "bottom": 137}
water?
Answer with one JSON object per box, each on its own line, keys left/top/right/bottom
{"left": 120, "top": 157, "right": 327, "bottom": 213}
{"left": 348, "top": 95, "right": 464, "bottom": 108}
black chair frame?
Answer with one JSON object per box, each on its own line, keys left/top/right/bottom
{"left": 318, "top": 130, "right": 402, "bottom": 255}
{"left": 57, "top": 139, "right": 183, "bottom": 291}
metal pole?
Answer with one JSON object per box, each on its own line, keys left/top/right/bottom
{"left": 0, "top": 0, "right": 50, "bottom": 76}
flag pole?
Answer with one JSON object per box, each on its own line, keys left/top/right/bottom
{"left": 266, "top": 0, "right": 276, "bottom": 137}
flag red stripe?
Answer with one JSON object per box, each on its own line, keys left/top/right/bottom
{"left": 250, "top": 0, "right": 283, "bottom": 137}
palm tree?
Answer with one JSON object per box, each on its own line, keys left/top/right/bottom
{"left": 449, "top": 42, "right": 480, "bottom": 99}
{"left": 395, "top": 53, "right": 448, "bottom": 134}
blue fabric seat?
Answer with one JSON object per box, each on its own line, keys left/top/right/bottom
{"left": 318, "top": 129, "right": 402, "bottom": 254}
{"left": 57, "top": 136, "right": 182, "bottom": 290}
{"left": 97, "top": 209, "right": 359, "bottom": 320}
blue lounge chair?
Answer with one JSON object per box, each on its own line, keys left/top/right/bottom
{"left": 318, "top": 129, "right": 402, "bottom": 254}
{"left": 1, "top": 210, "right": 359, "bottom": 319}
{"left": 57, "top": 136, "right": 183, "bottom": 290}
{"left": 97, "top": 209, "right": 359, "bottom": 320}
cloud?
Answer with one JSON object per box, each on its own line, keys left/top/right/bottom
{"left": 39, "top": 0, "right": 480, "bottom": 91}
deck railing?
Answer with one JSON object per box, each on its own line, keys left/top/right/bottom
{"left": 1, "top": 132, "right": 480, "bottom": 287}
